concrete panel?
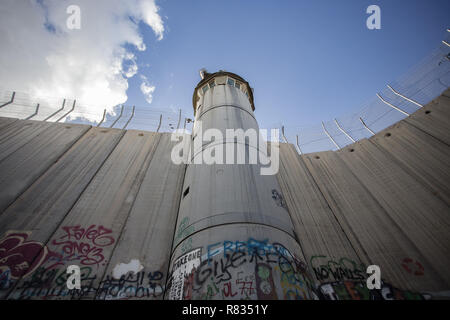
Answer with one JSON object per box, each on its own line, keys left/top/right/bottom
{"left": 0, "top": 122, "right": 91, "bottom": 213}
{"left": 97, "top": 133, "right": 186, "bottom": 300}
{"left": 337, "top": 139, "right": 450, "bottom": 288}
{"left": 0, "top": 117, "right": 18, "bottom": 131}
{"left": 371, "top": 121, "right": 450, "bottom": 205}
{"left": 276, "top": 143, "right": 366, "bottom": 287}
{"left": 0, "top": 127, "right": 124, "bottom": 299}
{"left": 0, "top": 119, "right": 66, "bottom": 163}
{"left": 405, "top": 92, "right": 450, "bottom": 145}
{"left": 303, "top": 148, "right": 447, "bottom": 292}
{"left": 6, "top": 129, "right": 161, "bottom": 300}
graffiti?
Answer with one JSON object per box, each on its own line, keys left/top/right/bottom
{"left": 13, "top": 265, "right": 96, "bottom": 299}
{"left": 318, "top": 280, "right": 429, "bottom": 300}
{"left": 174, "top": 217, "right": 195, "bottom": 244}
{"left": 11, "top": 265, "right": 165, "bottom": 300}
{"left": 0, "top": 269, "right": 11, "bottom": 289}
{"left": 271, "top": 189, "right": 287, "bottom": 210}
{"left": 401, "top": 258, "right": 424, "bottom": 276}
{"left": 169, "top": 248, "right": 202, "bottom": 300}
{"left": 49, "top": 225, "right": 115, "bottom": 266}
{"left": 310, "top": 255, "right": 366, "bottom": 282}
{"left": 98, "top": 270, "right": 164, "bottom": 300}
{"left": 255, "top": 263, "right": 277, "bottom": 299}
{"left": 0, "top": 232, "right": 50, "bottom": 281}
{"left": 181, "top": 238, "right": 193, "bottom": 254}
{"left": 168, "top": 238, "right": 316, "bottom": 300}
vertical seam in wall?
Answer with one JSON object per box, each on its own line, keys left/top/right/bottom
{"left": 298, "top": 148, "right": 372, "bottom": 265}
{"left": 349, "top": 140, "right": 449, "bottom": 284}
{"left": 368, "top": 130, "right": 450, "bottom": 206}
{"left": 405, "top": 117, "right": 450, "bottom": 147}
{"left": 0, "top": 124, "right": 93, "bottom": 216}
{"left": 275, "top": 145, "right": 310, "bottom": 268}
{"left": 5, "top": 127, "right": 126, "bottom": 300}
{"left": 163, "top": 147, "right": 189, "bottom": 299}
{"left": 93, "top": 131, "right": 163, "bottom": 300}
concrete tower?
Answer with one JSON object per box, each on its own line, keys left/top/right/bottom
{"left": 166, "top": 71, "right": 316, "bottom": 300}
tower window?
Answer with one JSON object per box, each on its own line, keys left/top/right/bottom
{"left": 235, "top": 81, "right": 241, "bottom": 90}
{"left": 183, "top": 187, "right": 190, "bottom": 198}
{"left": 202, "top": 85, "right": 209, "bottom": 93}
{"left": 227, "top": 77, "right": 235, "bottom": 86}
{"left": 209, "top": 80, "right": 215, "bottom": 88}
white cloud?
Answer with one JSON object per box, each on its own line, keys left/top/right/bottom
{"left": 140, "top": 75, "right": 155, "bottom": 104}
{"left": 0, "top": 0, "right": 164, "bottom": 122}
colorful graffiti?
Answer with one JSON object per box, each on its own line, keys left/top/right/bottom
{"left": 0, "top": 232, "right": 49, "bottom": 282}
{"left": 167, "top": 238, "right": 316, "bottom": 300}
{"left": 1, "top": 230, "right": 441, "bottom": 300}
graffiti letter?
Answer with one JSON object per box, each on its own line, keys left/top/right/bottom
{"left": 67, "top": 265, "right": 81, "bottom": 289}
{"left": 366, "top": 265, "right": 381, "bottom": 289}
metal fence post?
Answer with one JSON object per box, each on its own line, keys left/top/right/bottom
{"left": 122, "top": 106, "right": 135, "bottom": 130}
{"left": 44, "top": 99, "right": 66, "bottom": 121}
{"left": 56, "top": 100, "right": 76, "bottom": 122}
{"left": 322, "top": 121, "right": 340, "bottom": 149}
{"left": 281, "top": 126, "right": 288, "bottom": 143}
{"left": 334, "top": 118, "right": 355, "bottom": 143}
{"left": 156, "top": 114, "right": 162, "bottom": 132}
{"left": 109, "top": 105, "right": 124, "bottom": 128}
{"left": 25, "top": 103, "right": 40, "bottom": 120}
{"left": 359, "top": 117, "right": 375, "bottom": 136}
{"left": 386, "top": 85, "right": 423, "bottom": 108}
{"left": 177, "top": 109, "right": 181, "bottom": 130}
{"left": 0, "top": 91, "right": 15, "bottom": 108}
{"left": 96, "top": 109, "right": 107, "bottom": 127}
{"left": 296, "top": 135, "right": 303, "bottom": 155}
{"left": 376, "top": 93, "right": 409, "bottom": 116}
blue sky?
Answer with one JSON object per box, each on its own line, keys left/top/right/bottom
{"left": 127, "top": 0, "right": 450, "bottom": 130}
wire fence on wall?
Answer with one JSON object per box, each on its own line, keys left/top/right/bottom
{"left": 0, "top": 88, "right": 194, "bottom": 134}
{"left": 0, "top": 32, "right": 449, "bottom": 154}
{"left": 282, "top": 32, "right": 450, "bottom": 154}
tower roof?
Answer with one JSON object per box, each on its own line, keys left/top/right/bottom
{"left": 192, "top": 70, "right": 255, "bottom": 115}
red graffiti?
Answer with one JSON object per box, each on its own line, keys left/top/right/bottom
{"left": 236, "top": 278, "right": 255, "bottom": 296}
{"left": 0, "top": 232, "right": 49, "bottom": 279}
{"left": 222, "top": 281, "right": 237, "bottom": 297}
{"left": 401, "top": 258, "right": 424, "bottom": 276}
{"left": 50, "top": 225, "right": 115, "bottom": 266}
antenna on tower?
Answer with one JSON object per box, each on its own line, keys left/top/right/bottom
{"left": 199, "top": 68, "right": 207, "bottom": 79}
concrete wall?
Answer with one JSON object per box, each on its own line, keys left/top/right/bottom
{"left": 277, "top": 89, "right": 450, "bottom": 299}
{"left": 0, "top": 89, "right": 448, "bottom": 300}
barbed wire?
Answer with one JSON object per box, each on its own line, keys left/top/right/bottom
{"left": 0, "top": 32, "right": 449, "bottom": 151}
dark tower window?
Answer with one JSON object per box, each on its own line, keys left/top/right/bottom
{"left": 183, "top": 187, "right": 190, "bottom": 198}
{"left": 227, "top": 78, "right": 235, "bottom": 86}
